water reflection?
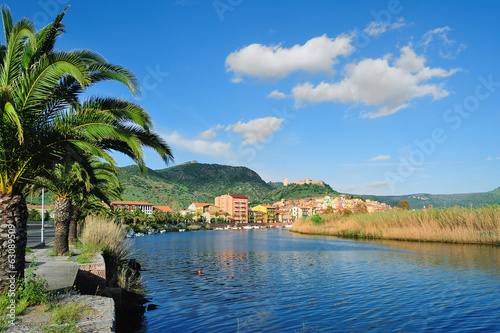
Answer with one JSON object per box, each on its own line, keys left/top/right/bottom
{"left": 132, "top": 229, "right": 500, "bottom": 332}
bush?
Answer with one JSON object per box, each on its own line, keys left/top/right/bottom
{"left": 311, "top": 214, "right": 322, "bottom": 225}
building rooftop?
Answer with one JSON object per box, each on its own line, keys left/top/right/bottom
{"left": 153, "top": 206, "right": 172, "bottom": 212}
{"left": 229, "top": 194, "right": 248, "bottom": 199}
{"left": 111, "top": 201, "right": 153, "bottom": 206}
{"left": 192, "top": 203, "right": 214, "bottom": 207}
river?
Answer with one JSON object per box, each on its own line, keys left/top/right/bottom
{"left": 129, "top": 228, "right": 500, "bottom": 332}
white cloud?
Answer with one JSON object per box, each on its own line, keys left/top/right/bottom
{"left": 337, "top": 184, "right": 358, "bottom": 192}
{"left": 161, "top": 131, "right": 233, "bottom": 159}
{"left": 367, "top": 155, "right": 391, "bottom": 161}
{"left": 338, "top": 180, "right": 389, "bottom": 193}
{"left": 199, "top": 124, "right": 225, "bottom": 139}
{"left": 366, "top": 180, "right": 390, "bottom": 188}
{"left": 267, "top": 90, "right": 287, "bottom": 99}
{"left": 486, "top": 156, "right": 500, "bottom": 161}
{"left": 292, "top": 45, "right": 460, "bottom": 118}
{"left": 364, "top": 17, "right": 410, "bottom": 37}
{"left": 228, "top": 116, "right": 284, "bottom": 145}
{"left": 225, "top": 34, "right": 353, "bottom": 81}
{"left": 420, "top": 26, "right": 467, "bottom": 59}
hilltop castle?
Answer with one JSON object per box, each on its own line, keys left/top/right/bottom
{"left": 284, "top": 177, "right": 324, "bottom": 187}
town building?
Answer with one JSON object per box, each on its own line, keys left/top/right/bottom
{"left": 27, "top": 204, "right": 54, "bottom": 219}
{"left": 214, "top": 194, "right": 248, "bottom": 223}
{"left": 188, "top": 203, "right": 219, "bottom": 215}
{"left": 251, "top": 205, "right": 277, "bottom": 223}
{"left": 110, "top": 201, "right": 154, "bottom": 215}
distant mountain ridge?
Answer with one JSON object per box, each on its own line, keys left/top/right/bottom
{"left": 359, "top": 186, "right": 500, "bottom": 209}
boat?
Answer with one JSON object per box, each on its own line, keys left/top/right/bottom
{"left": 160, "top": 230, "right": 167, "bottom": 233}
{"left": 243, "top": 226, "right": 253, "bottom": 230}
{"left": 179, "top": 229, "right": 186, "bottom": 232}
{"left": 126, "top": 230, "right": 136, "bottom": 238}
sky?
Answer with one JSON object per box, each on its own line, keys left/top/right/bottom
{"left": 6, "top": 0, "right": 500, "bottom": 195}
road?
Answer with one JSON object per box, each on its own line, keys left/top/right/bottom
{"left": 27, "top": 225, "right": 54, "bottom": 248}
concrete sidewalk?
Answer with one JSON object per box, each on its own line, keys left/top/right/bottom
{"left": 25, "top": 245, "right": 80, "bottom": 293}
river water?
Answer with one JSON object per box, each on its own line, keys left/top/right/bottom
{"left": 130, "top": 229, "right": 500, "bottom": 332}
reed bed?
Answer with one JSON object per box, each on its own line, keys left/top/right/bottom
{"left": 291, "top": 205, "right": 500, "bottom": 245}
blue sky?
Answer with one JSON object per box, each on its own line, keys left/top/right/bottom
{"left": 8, "top": 0, "right": 500, "bottom": 195}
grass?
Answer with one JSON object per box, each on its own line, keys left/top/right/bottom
{"left": 43, "top": 302, "right": 93, "bottom": 333}
{"left": 291, "top": 205, "right": 500, "bottom": 245}
{"left": 0, "top": 262, "right": 52, "bottom": 331}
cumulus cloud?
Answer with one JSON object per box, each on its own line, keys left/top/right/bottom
{"left": 225, "top": 34, "right": 353, "bottom": 81}
{"left": 420, "top": 26, "right": 467, "bottom": 59}
{"left": 364, "top": 17, "right": 410, "bottom": 37}
{"left": 228, "top": 116, "right": 284, "bottom": 145}
{"left": 161, "top": 131, "right": 233, "bottom": 159}
{"left": 367, "top": 155, "right": 391, "bottom": 161}
{"left": 292, "top": 45, "right": 460, "bottom": 118}
{"left": 199, "top": 124, "right": 225, "bottom": 139}
{"left": 267, "top": 90, "right": 287, "bottom": 99}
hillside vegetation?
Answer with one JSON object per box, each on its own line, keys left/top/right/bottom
{"left": 361, "top": 187, "right": 500, "bottom": 209}
{"left": 27, "top": 161, "right": 500, "bottom": 210}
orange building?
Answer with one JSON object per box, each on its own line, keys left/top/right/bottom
{"left": 214, "top": 194, "right": 248, "bottom": 224}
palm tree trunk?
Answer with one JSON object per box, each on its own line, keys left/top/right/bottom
{"left": 53, "top": 197, "right": 73, "bottom": 255}
{"left": 0, "top": 191, "right": 28, "bottom": 290}
{"left": 68, "top": 202, "right": 79, "bottom": 244}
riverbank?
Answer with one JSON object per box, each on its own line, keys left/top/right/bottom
{"left": 291, "top": 205, "right": 500, "bottom": 245}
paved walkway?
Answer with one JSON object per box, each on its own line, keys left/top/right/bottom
{"left": 26, "top": 245, "right": 80, "bottom": 293}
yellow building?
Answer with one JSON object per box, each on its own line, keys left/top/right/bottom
{"left": 251, "top": 205, "right": 277, "bottom": 223}
{"left": 188, "top": 203, "right": 219, "bottom": 215}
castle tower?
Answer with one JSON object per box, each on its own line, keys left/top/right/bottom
{"left": 284, "top": 178, "right": 288, "bottom": 186}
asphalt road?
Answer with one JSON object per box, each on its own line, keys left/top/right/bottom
{"left": 27, "top": 225, "right": 54, "bottom": 248}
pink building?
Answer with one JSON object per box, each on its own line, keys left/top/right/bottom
{"left": 215, "top": 194, "right": 248, "bottom": 224}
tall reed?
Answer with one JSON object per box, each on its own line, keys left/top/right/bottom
{"left": 291, "top": 205, "right": 500, "bottom": 245}
{"left": 80, "top": 216, "right": 141, "bottom": 291}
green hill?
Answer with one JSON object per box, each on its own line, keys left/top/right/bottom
{"left": 117, "top": 162, "right": 273, "bottom": 208}
{"left": 263, "top": 183, "right": 340, "bottom": 203}
{"left": 360, "top": 186, "right": 500, "bottom": 209}
{"left": 118, "top": 162, "right": 342, "bottom": 208}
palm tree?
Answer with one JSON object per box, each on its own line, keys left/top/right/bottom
{"left": 174, "top": 212, "right": 182, "bottom": 225}
{"left": 30, "top": 162, "right": 82, "bottom": 254}
{"left": 132, "top": 208, "right": 144, "bottom": 225}
{"left": 68, "top": 159, "right": 122, "bottom": 243}
{"left": 31, "top": 158, "right": 121, "bottom": 254}
{"left": 152, "top": 209, "right": 164, "bottom": 224}
{"left": 0, "top": 7, "right": 173, "bottom": 287}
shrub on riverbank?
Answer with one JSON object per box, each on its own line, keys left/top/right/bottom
{"left": 291, "top": 205, "right": 500, "bottom": 244}
{"left": 80, "top": 216, "right": 142, "bottom": 292}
